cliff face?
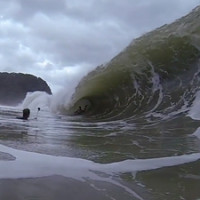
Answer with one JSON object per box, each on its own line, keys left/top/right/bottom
{"left": 0, "top": 73, "right": 52, "bottom": 105}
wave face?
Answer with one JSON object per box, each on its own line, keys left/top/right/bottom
{"left": 61, "top": 6, "right": 200, "bottom": 121}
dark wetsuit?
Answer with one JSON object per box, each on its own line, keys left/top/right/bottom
{"left": 75, "top": 105, "right": 88, "bottom": 115}
{"left": 17, "top": 108, "right": 30, "bottom": 120}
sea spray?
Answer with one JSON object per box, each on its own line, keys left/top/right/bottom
{"left": 21, "top": 65, "right": 95, "bottom": 115}
{"left": 50, "top": 67, "right": 95, "bottom": 114}
{"left": 21, "top": 91, "right": 51, "bottom": 111}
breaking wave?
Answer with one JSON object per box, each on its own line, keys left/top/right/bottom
{"left": 23, "top": 6, "right": 200, "bottom": 122}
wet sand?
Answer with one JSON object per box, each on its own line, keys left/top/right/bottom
{"left": 0, "top": 175, "right": 136, "bottom": 200}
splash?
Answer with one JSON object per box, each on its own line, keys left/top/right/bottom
{"left": 21, "top": 91, "right": 51, "bottom": 111}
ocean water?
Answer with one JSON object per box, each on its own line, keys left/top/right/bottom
{"left": 1, "top": 95, "right": 200, "bottom": 200}
{"left": 1, "top": 104, "right": 200, "bottom": 200}
{"left": 1, "top": 6, "right": 200, "bottom": 200}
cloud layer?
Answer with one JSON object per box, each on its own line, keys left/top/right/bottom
{"left": 0, "top": 0, "right": 199, "bottom": 92}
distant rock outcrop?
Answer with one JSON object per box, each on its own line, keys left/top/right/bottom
{"left": 0, "top": 72, "right": 52, "bottom": 105}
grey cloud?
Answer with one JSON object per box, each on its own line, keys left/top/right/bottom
{"left": 0, "top": 0, "right": 199, "bottom": 92}
{"left": 1, "top": 0, "right": 67, "bottom": 20}
{"left": 26, "top": 12, "right": 130, "bottom": 66}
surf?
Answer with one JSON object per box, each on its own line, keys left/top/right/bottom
{"left": 20, "top": 6, "right": 200, "bottom": 124}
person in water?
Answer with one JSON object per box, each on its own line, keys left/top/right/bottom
{"left": 75, "top": 105, "right": 88, "bottom": 115}
{"left": 17, "top": 108, "right": 30, "bottom": 120}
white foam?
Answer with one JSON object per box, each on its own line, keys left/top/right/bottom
{"left": 191, "top": 127, "right": 200, "bottom": 139}
{"left": 21, "top": 91, "right": 51, "bottom": 111}
{"left": 1, "top": 144, "right": 200, "bottom": 200}
{"left": 0, "top": 144, "right": 200, "bottom": 180}
{"left": 188, "top": 91, "right": 200, "bottom": 120}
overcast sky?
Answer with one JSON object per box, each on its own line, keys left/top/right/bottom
{"left": 0, "top": 0, "right": 199, "bottom": 92}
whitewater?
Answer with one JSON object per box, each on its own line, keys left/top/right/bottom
{"left": 1, "top": 5, "right": 200, "bottom": 200}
